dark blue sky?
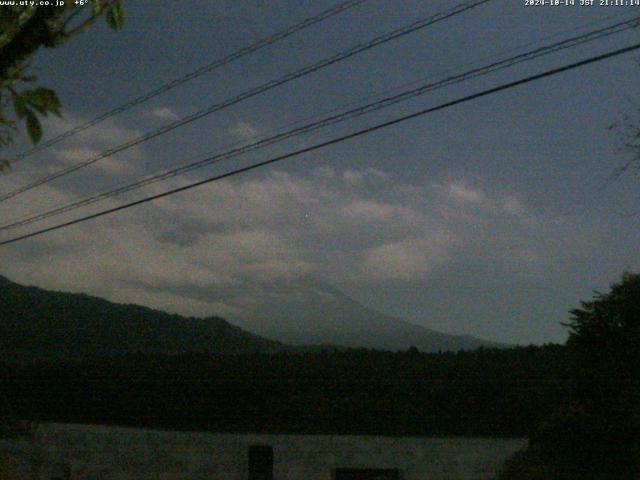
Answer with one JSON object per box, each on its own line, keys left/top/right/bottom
{"left": 1, "top": 0, "right": 639, "bottom": 344}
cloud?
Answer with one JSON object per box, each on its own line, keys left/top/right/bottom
{"left": 447, "top": 183, "right": 487, "bottom": 205}
{"left": 340, "top": 199, "right": 396, "bottom": 222}
{"left": 340, "top": 199, "right": 421, "bottom": 226}
{"left": 342, "top": 170, "right": 364, "bottom": 185}
{"left": 312, "top": 166, "right": 336, "bottom": 179}
{"left": 0, "top": 150, "right": 539, "bottom": 319}
{"left": 432, "top": 181, "right": 533, "bottom": 223}
{"left": 228, "top": 121, "right": 261, "bottom": 142}
{"left": 149, "top": 107, "right": 179, "bottom": 121}
{"left": 51, "top": 147, "right": 135, "bottom": 175}
{"left": 501, "top": 196, "right": 527, "bottom": 217}
{"left": 362, "top": 234, "right": 455, "bottom": 281}
{"left": 0, "top": 112, "right": 146, "bottom": 238}
{"left": 43, "top": 112, "right": 143, "bottom": 150}
{"left": 30, "top": 112, "right": 145, "bottom": 180}
{"left": 342, "top": 168, "right": 389, "bottom": 186}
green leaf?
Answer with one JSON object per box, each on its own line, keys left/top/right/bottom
{"left": 24, "top": 110, "right": 42, "bottom": 144}
{"left": 22, "top": 88, "right": 61, "bottom": 115}
{"left": 11, "top": 94, "right": 28, "bottom": 119}
{"left": 105, "top": 1, "right": 124, "bottom": 30}
{"left": 91, "top": 0, "right": 105, "bottom": 14}
{"left": 0, "top": 108, "right": 13, "bottom": 127}
{"left": 0, "top": 17, "right": 18, "bottom": 39}
{"left": 0, "top": 9, "right": 21, "bottom": 46}
{"left": 22, "top": 91, "right": 47, "bottom": 115}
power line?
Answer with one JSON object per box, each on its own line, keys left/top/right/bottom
{"left": 1, "top": 41, "right": 638, "bottom": 247}
{"left": 8, "top": 0, "right": 369, "bottom": 164}
{"left": 0, "top": 0, "right": 491, "bottom": 204}
{"left": 2, "top": 15, "right": 637, "bottom": 232}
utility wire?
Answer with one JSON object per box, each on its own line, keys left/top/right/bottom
{"left": 0, "top": 0, "right": 491, "bottom": 204}
{"left": 1, "top": 41, "right": 638, "bottom": 247}
{"left": 8, "top": 0, "right": 369, "bottom": 163}
{"left": 2, "top": 15, "right": 637, "bottom": 232}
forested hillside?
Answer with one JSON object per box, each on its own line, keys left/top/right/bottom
{"left": 2, "top": 345, "right": 574, "bottom": 437}
{"left": 0, "top": 275, "right": 284, "bottom": 360}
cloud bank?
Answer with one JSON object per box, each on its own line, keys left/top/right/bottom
{"left": 0, "top": 113, "right": 541, "bottom": 325}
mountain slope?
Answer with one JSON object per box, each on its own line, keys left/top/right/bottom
{"left": 234, "top": 280, "right": 505, "bottom": 352}
{"left": 0, "top": 275, "right": 284, "bottom": 360}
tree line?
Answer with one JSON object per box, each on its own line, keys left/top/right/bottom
{"left": 1, "top": 344, "right": 573, "bottom": 437}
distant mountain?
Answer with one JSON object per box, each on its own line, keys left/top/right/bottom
{"left": 233, "top": 280, "right": 506, "bottom": 352}
{"left": 0, "top": 275, "right": 504, "bottom": 361}
{"left": 0, "top": 275, "right": 284, "bottom": 361}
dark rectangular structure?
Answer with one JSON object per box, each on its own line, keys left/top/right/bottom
{"left": 248, "top": 445, "right": 274, "bottom": 480}
{"left": 332, "top": 468, "right": 402, "bottom": 480}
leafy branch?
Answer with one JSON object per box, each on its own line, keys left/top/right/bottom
{"left": 0, "top": 1, "right": 125, "bottom": 167}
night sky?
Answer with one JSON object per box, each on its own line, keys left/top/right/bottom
{"left": 1, "top": 0, "right": 639, "bottom": 344}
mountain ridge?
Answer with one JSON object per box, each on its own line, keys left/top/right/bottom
{"left": 0, "top": 275, "right": 505, "bottom": 361}
{"left": 232, "top": 279, "right": 507, "bottom": 351}
{"left": 0, "top": 275, "right": 285, "bottom": 361}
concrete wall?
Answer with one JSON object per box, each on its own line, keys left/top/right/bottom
{"left": 1, "top": 423, "right": 527, "bottom": 480}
